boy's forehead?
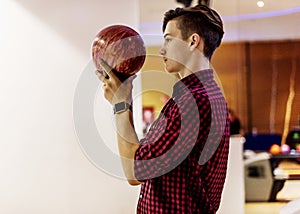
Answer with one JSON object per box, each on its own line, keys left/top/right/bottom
{"left": 163, "top": 20, "right": 181, "bottom": 37}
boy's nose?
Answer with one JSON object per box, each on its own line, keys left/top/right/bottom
{"left": 159, "top": 48, "right": 166, "bottom": 56}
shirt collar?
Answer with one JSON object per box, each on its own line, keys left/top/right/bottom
{"left": 173, "top": 69, "right": 214, "bottom": 98}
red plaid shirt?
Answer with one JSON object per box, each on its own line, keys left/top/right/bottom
{"left": 134, "top": 69, "right": 230, "bottom": 214}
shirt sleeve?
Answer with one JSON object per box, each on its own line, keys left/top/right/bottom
{"left": 134, "top": 95, "right": 207, "bottom": 181}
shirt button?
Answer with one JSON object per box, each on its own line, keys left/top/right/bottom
{"left": 139, "top": 194, "right": 143, "bottom": 199}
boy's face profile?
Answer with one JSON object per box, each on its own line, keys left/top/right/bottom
{"left": 160, "top": 20, "right": 192, "bottom": 74}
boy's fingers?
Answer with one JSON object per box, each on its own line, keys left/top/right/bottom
{"left": 99, "top": 59, "right": 119, "bottom": 80}
{"left": 99, "top": 58, "right": 112, "bottom": 74}
{"left": 95, "top": 70, "right": 108, "bottom": 82}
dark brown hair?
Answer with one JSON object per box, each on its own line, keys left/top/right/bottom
{"left": 162, "top": 5, "right": 224, "bottom": 59}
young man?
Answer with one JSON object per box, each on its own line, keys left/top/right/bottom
{"left": 96, "top": 4, "right": 230, "bottom": 214}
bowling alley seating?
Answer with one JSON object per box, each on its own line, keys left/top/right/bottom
{"left": 243, "top": 134, "right": 286, "bottom": 201}
{"left": 244, "top": 151, "right": 287, "bottom": 201}
{"left": 243, "top": 133, "right": 300, "bottom": 202}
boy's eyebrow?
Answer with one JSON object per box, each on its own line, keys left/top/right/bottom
{"left": 164, "top": 33, "right": 171, "bottom": 38}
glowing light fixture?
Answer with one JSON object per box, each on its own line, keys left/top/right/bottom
{"left": 257, "top": 1, "right": 265, "bottom": 8}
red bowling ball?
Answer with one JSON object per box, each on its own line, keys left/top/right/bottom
{"left": 92, "top": 25, "right": 146, "bottom": 81}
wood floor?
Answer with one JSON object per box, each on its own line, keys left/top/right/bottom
{"left": 245, "top": 201, "right": 288, "bottom": 214}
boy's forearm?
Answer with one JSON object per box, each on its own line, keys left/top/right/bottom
{"left": 115, "top": 110, "right": 142, "bottom": 185}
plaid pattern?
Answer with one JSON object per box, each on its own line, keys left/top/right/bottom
{"left": 134, "top": 70, "right": 230, "bottom": 214}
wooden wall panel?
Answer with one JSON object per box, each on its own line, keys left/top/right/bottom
{"left": 249, "top": 41, "right": 300, "bottom": 134}
{"left": 212, "top": 43, "right": 248, "bottom": 132}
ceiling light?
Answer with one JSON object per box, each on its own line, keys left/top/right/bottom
{"left": 257, "top": 1, "right": 265, "bottom": 8}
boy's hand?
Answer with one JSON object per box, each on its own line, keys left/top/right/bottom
{"left": 95, "top": 59, "right": 135, "bottom": 105}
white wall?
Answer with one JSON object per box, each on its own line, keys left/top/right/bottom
{"left": 0, "top": 0, "right": 141, "bottom": 213}
{"left": 223, "top": 11, "right": 300, "bottom": 42}
{"left": 217, "top": 137, "right": 245, "bottom": 214}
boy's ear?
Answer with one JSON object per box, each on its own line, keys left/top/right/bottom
{"left": 189, "top": 33, "right": 201, "bottom": 51}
